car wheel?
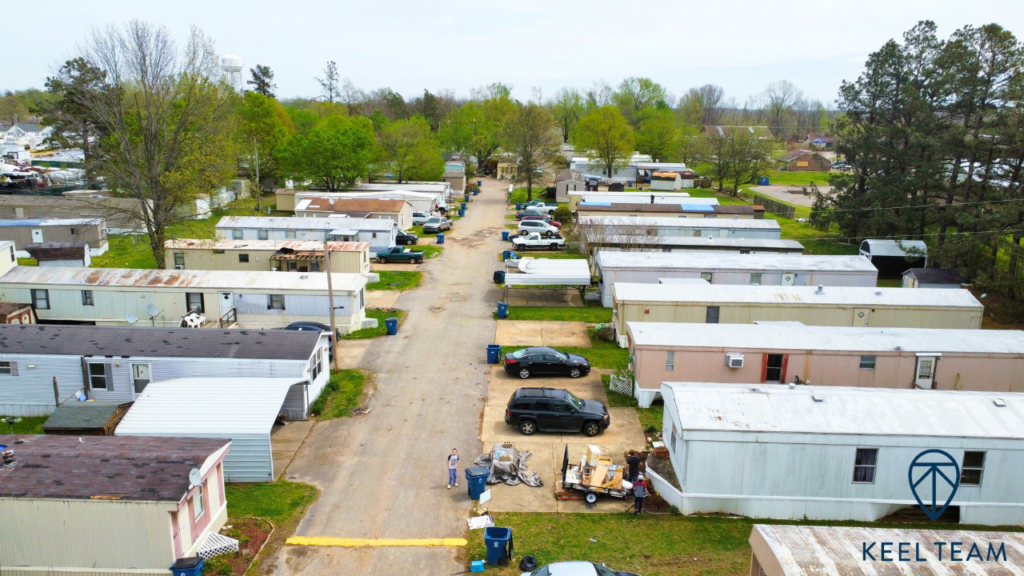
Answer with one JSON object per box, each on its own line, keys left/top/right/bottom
{"left": 585, "top": 491, "right": 598, "bottom": 504}
{"left": 518, "top": 368, "right": 531, "bottom": 379}
{"left": 569, "top": 367, "right": 582, "bottom": 378}
{"left": 583, "top": 421, "right": 601, "bottom": 437}
{"left": 416, "top": 258, "right": 423, "bottom": 264}
{"left": 549, "top": 243, "right": 558, "bottom": 251}
{"left": 519, "top": 420, "right": 537, "bottom": 435}
{"left": 378, "top": 257, "right": 388, "bottom": 264}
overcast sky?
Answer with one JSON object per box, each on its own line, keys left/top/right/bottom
{"left": 6, "top": 0, "right": 1023, "bottom": 106}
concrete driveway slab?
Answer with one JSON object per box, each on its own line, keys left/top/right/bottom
{"left": 366, "top": 290, "right": 401, "bottom": 309}
{"left": 493, "top": 321, "right": 590, "bottom": 347}
{"left": 505, "top": 290, "right": 583, "bottom": 307}
{"left": 271, "top": 420, "right": 315, "bottom": 481}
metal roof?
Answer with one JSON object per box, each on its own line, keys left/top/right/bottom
{"left": 752, "top": 524, "right": 1024, "bottom": 575}
{"left": 352, "top": 182, "right": 451, "bottom": 193}
{"left": 43, "top": 401, "right": 130, "bottom": 431}
{"left": 165, "top": 239, "right": 369, "bottom": 252}
{"left": 579, "top": 215, "right": 781, "bottom": 230}
{"left": 658, "top": 278, "right": 711, "bottom": 285}
{"left": 0, "top": 218, "right": 103, "bottom": 227}
{"left": 613, "top": 284, "right": 982, "bottom": 308}
{"left": 859, "top": 239, "right": 928, "bottom": 257}
{"left": 571, "top": 191, "right": 697, "bottom": 201}
{"left": 117, "top": 378, "right": 299, "bottom": 436}
{"left": 0, "top": 266, "right": 368, "bottom": 292}
{"left": 0, "top": 324, "right": 321, "bottom": 360}
{"left": 597, "top": 251, "right": 877, "bottom": 273}
{"left": 628, "top": 322, "right": 1024, "bottom": 354}
{"left": 665, "top": 382, "right": 1024, "bottom": 438}
{"left": 296, "top": 197, "right": 409, "bottom": 213}
{"left": 601, "top": 236, "right": 803, "bottom": 250}
{"left": 506, "top": 257, "right": 592, "bottom": 286}
{"left": 905, "top": 268, "right": 964, "bottom": 284}
{"left": 516, "top": 257, "right": 591, "bottom": 275}
{"left": 216, "top": 216, "right": 395, "bottom": 231}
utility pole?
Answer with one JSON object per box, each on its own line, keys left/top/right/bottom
{"left": 323, "top": 238, "right": 339, "bottom": 372}
{"left": 52, "top": 377, "right": 60, "bottom": 408}
{"left": 254, "top": 138, "right": 261, "bottom": 213}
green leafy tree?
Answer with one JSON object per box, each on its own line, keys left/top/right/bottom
{"left": 376, "top": 117, "right": 445, "bottom": 182}
{"left": 0, "top": 96, "right": 29, "bottom": 125}
{"left": 550, "top": 88, "right": 584, "bottom": 143}
{"left": 438, "top": 104, "right": 475, "bottom": 154}
{"left": 246, "top": 64, "right": 276, "bottom": 97}
{"left": 239, "top": 92, "right": 293, "bottom": 199}
{"left": 413, "top": 90, "right": 441, "bottom": 131}
{"left": 281, "top": 115, "right": 376, "bottom": 190}
{"left": 501, "top": 103, "right": 559, "bottom": 201}
{"left": 572, "top": 105, "right": 634, "bottom": 179}
{"left": 613, "top": 77, "right": 667, "bottom": 127}
{"left": 634, "top": 107, "right": 678, "bottom": 162}
{"left": 41, "top": 57, "right": 107, "bottom": 171}
{"left": 285, "top": 106, "right": 319, "bottom": 134}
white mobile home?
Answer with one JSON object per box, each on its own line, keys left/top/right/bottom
{"left": 0, "top": 324, "right": 330, "bottom": 418}
{"left": 566, "top": 191, "right": 706, "bottom": 211}
{"left": 294, "top": 190, "right": 447, "bottom": 214}
{"left": 596, "top": 252, "right": 878, "bottom": 307}
{"left": 216, "top": 216, "right": 397, "bottom": 251}
{"left": 0, "top": 266, "right": 368, "bottom": 332}
{"left": 294, "top": 198, "right": 414, "bottom": 230}
{"left": 611, "top": 284, "right": 983, "bottom": 346}
{"left": 657, "top": 383, "right": 1024, "bottom": 525}
{"left": 578, "top": 216, "right": 782, "bottom": 240}
{"left": 165, "top": 239, "right": 371, "bottom": 275}
{"left": 117, "top": 378, "right": 303, "bottom": 482}
{"left": 590, "top": 236, "right": 803, "bottom": 254}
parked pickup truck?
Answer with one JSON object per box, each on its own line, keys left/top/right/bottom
{"left": 521, "top": 201, "right": 558, "bottom": 214}
{"left": 376, "top": 247, "right": 424, "bottom": 264}
{"left": 512, "top": 233, "right": 565, "bottom": 251}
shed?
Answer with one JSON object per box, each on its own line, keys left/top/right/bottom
{"left": 578, "top": 216, "right": 782, "bottom": 240}
{"left": 777, "top": 149, "right": 831, "bottom": 171}
{"left": 749, "top": 525, "right": 1024, "bottom": 575}
{"left": 627, "top": 322, "right": 1024, "bottom": 406}
{"left": 650, "top": 171, "right": 682, "bottom": 191}
{"left": 42, "top": 401, "right": 133, "bottom": 435}
{"left": 656, "top": 382, "right": 1024, "bottom": 524}
{"left": 275, "top": 188, "right": 298, "bottom": 211}
{"left": 610, "top": 283, "right": 983, "bottom": 346}
{"left": 903, "top": 267, "right": 964, "bottom": 289}
{"left": 596, "top": 251, "right": 878, "bottom": 307}
{"left": 859, "top": 239, "right": 927, "bottom": 278}
{"left": 555, "top": 169, "right": 584, "bottom": 203}
{"left": 24, "top": 241, "right": 91, "bottom": 267}
{"left": 116, "top": 377, "right": 301, "bottom": 482}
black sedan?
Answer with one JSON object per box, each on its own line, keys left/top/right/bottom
{"left": 503, "top": 346, "right": 591, "bottom": 379}
{"left": 395, "top": 230, "right": 419, "bottom": 245}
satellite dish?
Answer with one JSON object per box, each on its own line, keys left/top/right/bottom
{"left": 125, "top": 312, "right": 138, "bottom": 325}
{"left": 146, "top": 303, "right": 160, "bottom": 318}
{"left": 188, "top": 468, "right": 203, "bottom": 487}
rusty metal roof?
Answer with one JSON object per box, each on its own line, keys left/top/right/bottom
{"left": 0, "top": 266, "right": 367, "bottom": 292}
{"left": 164, "top": 239, "right": 369, "bottom": 252}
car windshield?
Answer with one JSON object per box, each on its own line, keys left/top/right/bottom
{"left": 566, "top": 391, "right": 585, "bottom": 410}
{"left": 510, "top": 349, "right": 529, "bottom": 359}
{"left": 530, "top": 568, "right": 550, "bottom": 576}
{"left": 427, "top": 218, "right": 441, "bottom": 223}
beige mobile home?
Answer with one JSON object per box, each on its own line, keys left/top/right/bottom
{"left": 0, "top": 218, "right": 108, "bottom": 255}
{"left": 626, "top": 322, "right": 1024, "bottom": 406}
{"left": 0, "top": 266, "right": 368, "bottom": 333}
{"left": 165, "top": 239, "right": 371, "bottom": 274}
{"left": 0, "top": 194, "right": 146, "bottom": 233}
{"left": 611, "top": 284, "right": 983, "bottom": 346}
{"left": 294, "top": 197, "right": 414, "bottom": 230}
{"left": 578, "top": 216, "right": 782, "bottom": 240}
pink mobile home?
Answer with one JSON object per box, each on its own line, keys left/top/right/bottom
{"left": 626, "top": 322, "right": 1024, "bottom": 407}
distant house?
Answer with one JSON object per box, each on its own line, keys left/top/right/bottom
{"left": 0, "top": 434, "right": 230, "bottom": 570}
{"left": 0, "top": 302, "right": 34, "bottom": 324}
{"left": 554, "top": 169, "right": 584, "bottom": 203}
{"left": 809, "top": 135, "right": 837, "bottom": 150}
{"left": 701, "top": 125, "right": 774, "bottom": 140}
{"left": 24, "top": 242, "right": 91, "bottom": 267}
{"left": 0, "top": 218, "right": 108, "bottom": 256}
{"left": 43, "top": 401, "right": 133, "bottom": 436}
{"left": 294, "top": 197, "right": 413, "bottom": 230}
{"left": 777, "top": 149, "right": 831, "bottom": 172}
{"left": 903, "top": 268, "right": 965, "bottom": 289}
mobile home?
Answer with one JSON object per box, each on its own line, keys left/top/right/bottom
{"left": 291, "top": 190, "right": 447, "bottom": 214}
{"left": 576, "top": 202, "right": 763, "bottom": 219}
{"left": 578, "top": 216, "right": 782, "bottom": 240}
{"left": 0, "top": 266, "right": 368, "bottom": 332}
{"left": 215, "top": 216, "right": 397, "bottom": 251}
{"left": 657, "top": 383, "right": 1024, "bottom": 525}
{"left": 596, "top": 252, "right": 878, "bottom": 307}
{"left": 628, "top": 322, "right": 1024, "bottom": 406}
{"left": 0, "top": 218, "right": 108, "bottom": 256}
{"left": 589, "top": 235, "right": 803, "bottom": 255}
{"left": 611, "top": 284, "right": 983, "bottom": 346}
{"left": 294, "top": 197, "right": 414, "bottom": 230}
{"left": 0, "top": 194, "right": 146, "bottom": 233}
{"left": 566, "top": 191, "right": 704, "bottom": 211}
{"left": 165, "top": 239, "right": 371, "bottom": 275}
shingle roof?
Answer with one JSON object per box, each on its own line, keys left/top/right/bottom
{"left": 0, "top": 434, "right": 228, "bottom": 501}
{"left": 23, "top": 242, "right": 89, "bottom": 261}
{"left": 0, "top": 324, "right": 320, "bottom": 360}
{"left": 42, "top": 402, "right": 131, "bottom": 431}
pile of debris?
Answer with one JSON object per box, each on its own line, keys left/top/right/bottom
{"left": 474, "top": 443, "right": 543, "bottom": 487}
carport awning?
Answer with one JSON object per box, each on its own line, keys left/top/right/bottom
{"left": 504, "top": 273, "right": 591, "bottom": 287}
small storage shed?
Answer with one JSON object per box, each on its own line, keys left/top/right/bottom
{"left": 859, "top": 239, "right": 927, "bottom": 278}
{"left": 24, "top": 241, "right": 91, "bottom": 267}
{"left": 610, "top": 283, "right": 983, "bottom": 346}
{"left": 578, "top": 216, "right": 782, "bottom": 240}
{"left": 777, "top": 149, "right": 831, "bottom": 171}
{"left": 903, "top": 267, "right": 964, "bottom": 289}
{"left": 43, "top": 401, "right": 133, "bottom": 435}
{"left": 596, "top": 251, "right": 879, "bottom": 307}
{"left": 657, "top": 383, "right": 1024, "bottom": 524}
{"left": 116, "top": 377, "right": 301, "bottom": 482}
{"left": 650, "top": 172, "right": 682, "bottom": 191}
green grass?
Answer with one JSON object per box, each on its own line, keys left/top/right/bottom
{"left": 0, "top": 415, "right": 47, "bottom": 435}
{"left": 16, "top": 258, "right": 37, "bottom": 266}
{"left": 309, "top": 369, "right": 367, "bottom": 419}
{"left": 503, "top": 328, "right": 627, "bottom": 369}
{"left": 224, "top": 481, "right": 319, "bottom": 524}
{"left": 91, "top": 235, "right": 160, "bottom": 268}
{"left": 601, "top": 375, "right": 663, "bottom": 433}
{"left": 408, "top": 245, "right": 443, "bottom": 259}
{"left": 877, "top": 279, "right": 903, "bottom": 288}
{"left": 340, "top": 309, "right": 405, "bottom": 339}
{"left": 500, "top": 306, "right": 612, "bottom": 323}
{"left": 762, "top": 170, "right": 833, "bottom": 187}
{"left": 509, "top": 186, "right": 550, "bottom": 205}
{"left": 366, "top": 270, "right": 422, "bottom": 290}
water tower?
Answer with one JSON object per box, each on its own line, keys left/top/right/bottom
{"left": 221, "top": 55, "right": 243, "bottom": 92}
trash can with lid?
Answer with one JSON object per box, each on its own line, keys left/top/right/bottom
{"left": 170, "top": 557, "right": 204, "bottom": 576}
{"left": 436, "top": 233, "right": 445, "bottom": 244}
{"left": 486, "top": 345, "right": 501, "bottom": 364}
{"left": 478, "top": 180, "right": 483, "bottom": 186}
{"left": 497, "top": 302, "right": 509, "bottom": 319}
{"left": 484, "top": 527, "right": 513, "bottom": 566}
{"left": 459, "top": 209, "right": 465, "bottom": 217}
{"left": 385, "top": 317, "right": 398, "bottom": 336}
{"left": 466, "top": 465, "right": 490, "bottom": 499}
{"left": 516, "top": 203, "right": 523, "bottom": 210}
{"left": 758, "top": 176, "right": 770, "bottom": 185}
{"left": 464, "top": 194, "right": 470, "bottom": 202}
{"left": 501, "top": 230, "right": 510, "bottom": 241}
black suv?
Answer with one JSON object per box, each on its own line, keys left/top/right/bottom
{"left": 505, "top": 387, "right": 610, "bottom": 436}
{"left": 503, "top": 346, "right": 591, "bottom": 379}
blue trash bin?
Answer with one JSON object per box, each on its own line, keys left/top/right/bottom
{"left": 466, "top": 465, "right": 490, "bottom": 499}
{"left": 497, "top": 301, "right": 509, "bottom": 319}
{"left": 486, "top": 344, "right": 501, "bottom": 364}
{"left": 502, "top": 250, "right": 512, "bottom": 261}
{"left": 516, "top": 203, "right": 523, "bottom": 210}
{"left": 758, "top": 176, "right": 770, "bottom": 185}
{"left": 501, "top": 230, "right": 509, "bottom": 241}
{"left": 478, "top": 180, "right": 483, "bottom": 186}
{"left": 464, "top": 194, "right": 470, "bottom": 202}
{"left": 436, "top": 233, "right": 445, "bottom": 244}
{"left": 170, "top": 557, "right": 203, "bottom": 576}
{"left": 461, "top": 202, "right": 467, "bottom": 210}
{"left": 627, "top": 180, "right": 633, "bottom": 187}
{"left": 473, "top": 190, "right": 479, "bottom": 196}
{"left": 484, "top": 527, "right": 512, "bottom": 566}
{"left": 385, "top": 317, "right": 398, "bottom": 336}
{"left": 459, "top": 209, "right": 466, "bottom": 218}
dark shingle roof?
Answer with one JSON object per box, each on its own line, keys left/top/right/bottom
{"left": 0, "top": 324, "right": 320, "bottom": 360}
{"left": 906, "top": 268, "right": 964, "bottom": 285}
{"left": 24, "top": 242, "right": 89, "bottom": 261}
{"left": 0, "top": 434, "right": 228, "bottom": 501}
{"left": 43, "top": 402, "right": 131, "bottom": 431}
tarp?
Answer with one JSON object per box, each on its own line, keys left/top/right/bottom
{"left": 474, "top": 444, "right": 543, "bottom": 487}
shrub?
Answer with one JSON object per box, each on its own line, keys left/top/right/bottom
{"left": 553, "top": 205, "right": 572, "bottom": 224}
{"left": 202, "top": 556, "right": 232, "bottom": 576}
{"left": 667, "top": 505, "right": 681, "bottom": 516}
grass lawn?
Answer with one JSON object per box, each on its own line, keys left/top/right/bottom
{"left": 367, "top": 270, "right": 422, "bottom": 290}
{"left": 16, "top": 258, "right": 37, "bottom": 266}
{"left": 509, "top": 186, "right": 551, "bottom": 205}
{"left": 0, "top": 415, "right": 47, "bottom": 434}
{"left": 764, "top": 170, "right": 833, "bottom": 187}
{"left": 500, "top": 306, "right": 612, "bottom": 323}
{"left": 309, "top": 369, "right": 367, "bottom": 419}
{"left": 340, "top": 309, "right": 405, "bottom": 339}
{"left": 223, "top": 481, "right": 319, "bottom": 576}
{"left": 877, "top": 279, "right": 902, "bottom": 288}
{"left": 601, "top": 375, "right": 663, "bottom": 433}
{"left": 503, "top": 328, "right": 627, "bottom": 369}
{"left": 408, "top": 245, "right": 443, "bottom": 259}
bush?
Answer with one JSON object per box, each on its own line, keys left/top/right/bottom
{"left": 553, "top": 205, "right": 572, "bottom": 224}
{"left": 667, "top": 505, "right": 681, "bottom": 516}
{"left": 201, "top": 556, "right": 232, "bottom": 576}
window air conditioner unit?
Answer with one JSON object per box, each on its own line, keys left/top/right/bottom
{"left": 726, "top": 353, "right": 745, "bottom": 368}
{"left": 175, "top": 265, "right": 184, "bottom": 270}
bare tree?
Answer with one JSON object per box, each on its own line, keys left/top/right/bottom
{"left": 584, "top": 81, "right": 614, "bottom": 110}
{"left": 756, "top": 80, "right": 802, "bottom": 138}
{"left": 570, "top": 216, "right": 664, "bottom": 276}
{"left": 501, "top": 103, "right": 560, "bottom": 201}
{"left": 339, "top": 78, "right": 365, "bottom": 114}
{"left": 316, "top": 61, "right": 340, "bottom": 103}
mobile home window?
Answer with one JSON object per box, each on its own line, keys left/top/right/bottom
{"left": 666, "top": 351, "right": 675, "bottom": 371}
{"left": 258, "top": 229, "right": 269, "bottom": 240}
{"left": 859, "top": 356, "right": 876, "bottom": 369}
{"left": 853, "top": 448, "right": 878, "bottom": 483}
{"left": 310, "top": 261, "right": 320, "bottom": 272}
{"left": 705, "top": 306, "right": 720, "bottom": 324}
{"left": 173, "top": 252, "right": 185, "bottom": 267}
{"left": 31, "top": 289, "right": 49, "bottom": 310}
{"left": 285, "top": 230, "right": 296, "bottom": 239}
{"left": 193, "top": 485, "right": 205, "bottom": 520}
{"left": 81, "top": 290, "right": 94, "bottom": 306}
{"left": 961, "top": 451, "right": 985, "bottom": 486}
{"left": 8, "top": 246, "right": 13, "bottom": 262}
{"left": 232, "top": 229, "right": 243, "bottom": 240}
{"left": 186, "top": 292, "right": 205, "bottom": 313}
{"left": 700, "top": 272, "right": 713, "bottom": 282}
{"left": 69, "top": 227, "right": 78, "bottom": 235}
{"left": 749, "top": 273, "right": 762, "bottom": 285}
{"left": 268, "top": 294, "right": 286, "bottom": 310}
{"left": 88, "top": 363, "right": 109, "bottom": 390}
{"left": 238, "top": 254, "right": 249, "bottom": 263}
{"left": 0, "top": 361, "right": 11, "bottom": 375}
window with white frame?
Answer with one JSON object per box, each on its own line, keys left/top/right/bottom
{"left": 700, "top": 272, "right": 713, "bottom": 282}
{"left": 131, "top": 363, "right": 151, "bottom": 394}
{"left": 258, "top": 229, "right": 269, "bottom": 240}
{"left": 918, "top": 358, "right": 934, "bottom": 379}
{"left": 859, "top": 356, "right": 876, "bottom": 369}
{"left": 853, "top": 448, "right": 878, "bottom": 483}
{"left": 670, "top": 423, "right": 678, "bottom": 453}
{"left": 705, "top": 306, "right": 720, "bottom": 323}
{"left": 82, "top": 290, "right": 94, "bottom": 306}
{"left": 232, "top": 229, "right": 243, "bottom": 240}
{"left": 311, "top": 348, "right": 323, "bottom": 380}
{"left": 31, "top": 289, "right": 49, "bottom": 310}
{"left": 0, "top": 361, "right": 11, "bottom": 375}
{"left": 193, "top": 484, "right": 205, "bottom": 520}
{"left": 186, "top": 292, "right": 204, "bottom": 313}
{"left": 961, "top": 451, "right": 985, "bottom": 486}
{"left": 88, "top": 363, "right": 109, "bottom": 390}
{"left": 268, "top": 294, "right": 285, "bottom": 310}
{"left": 173, "top": 252, "right": 185, "bottom": 267}
{"left": 285, "top": 230, "right": 296, "bottom": 239}
{"left": 750, "top": 273, "right": 762, "bottom": 285}
{"left": 666, "top": 351, "right": 675, "bottom": 371}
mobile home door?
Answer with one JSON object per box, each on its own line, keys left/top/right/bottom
{"left": 31, "top": 229, "right": 43, "bottom": 243}
{"left": 219, "top": 292, "right": 234, "bottom": 318}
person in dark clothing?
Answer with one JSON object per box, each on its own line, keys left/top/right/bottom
{"left": 634, "top": 475, "right": 648, "bottom": 514}
{"left": 626, "top": 450, "right": 641, "bottom": 483}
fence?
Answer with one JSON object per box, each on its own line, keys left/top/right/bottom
{"left": 753, "top": 194, "right": 796, "bottom": 219}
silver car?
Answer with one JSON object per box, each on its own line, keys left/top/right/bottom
{"left": 522, "top": 562, "right": 640, "bottom": 576}
{"left": 412, "top": 211, "right": 432, "bottom": 225}
{"left": 422, "top": 216, "right": 452, "bottom": 233}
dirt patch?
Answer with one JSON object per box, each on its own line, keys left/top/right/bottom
{"left": 206, "top": 517, "right": 273, "bottom": 576}
{"left": 494, "top": 321, "right": 590, "bottom": 347}
{"left": 645, "top": 455, "right": 680, "bottom": 491}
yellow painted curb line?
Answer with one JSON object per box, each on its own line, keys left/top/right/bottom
{"left": 286, "top": 537, "right": 468, "bottom": 548}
